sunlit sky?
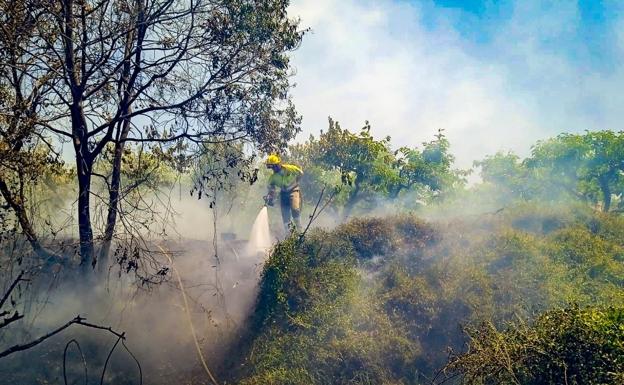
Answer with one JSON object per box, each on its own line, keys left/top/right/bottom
{"left": 288, "top": 0, "right": 624, "bottom": 167}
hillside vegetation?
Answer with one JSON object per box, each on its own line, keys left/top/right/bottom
{"left": 229, "top": 204, "right": 624, "bottom": 384}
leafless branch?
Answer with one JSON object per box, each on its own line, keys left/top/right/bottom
{"left": 299, "top": 186, "right": 339, "bottom": 241}
{"left": 0, "top": 270, "right": 26, "bottom": 310}
{"left": 0, "top": 315, "right": 124, "bottom": 359}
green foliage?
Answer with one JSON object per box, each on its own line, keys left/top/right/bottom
{"left": 190, "top": 142, "right": 260, "bottom": 205}
{"left": 0, "top": 138, "right": 73, "bottom": 240}
{"left": 96, "top": 144, "right": 180, "bottom": 191}
{"left": 232, "top": 206, "right": 624, "bottom": 385}
{"left": 335, "top": 215, "right": 438, "bottom": 259}
{"left": 236, "top": 218, "right": 437, "bottom": 385}
{"left": 452, "top": 305, "right": 624, "bottom": 385}
{"left": 289, "top": 118, "right": 398, "bottom": 216}
{"left": 394, "top": 129, "right": 466, "bottom": 201}
{"left": 289, "top": 119, "right": 464, "bottom": 216}
{"left": 474, "top": 131, "right": 624, "bottom": 212}
{"left": 474, "top": 152, "right": 535, "bottom": 203}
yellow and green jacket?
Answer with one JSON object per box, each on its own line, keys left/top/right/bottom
{"left": 268, "top": 164, "right": 303, "bottom": 194}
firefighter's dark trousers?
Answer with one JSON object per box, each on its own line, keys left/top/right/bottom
{"left": 280, "top": 188, "right": 302, "bottom": 232}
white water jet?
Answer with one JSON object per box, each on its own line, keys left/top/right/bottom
{"left": 246, "top": 206, "right": 272, "bottom": 258}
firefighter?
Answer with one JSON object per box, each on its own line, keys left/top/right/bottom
{"left": 264, "top": 154, "right": 303, "bottom": 232}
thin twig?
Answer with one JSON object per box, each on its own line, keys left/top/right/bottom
{"left": 0, "top": 315, "right": 124, "bottom": 359}
{"left": 0, "top": 270, "right": 26, "bottom": 310}
{"left": 0, "top": 312, "right": 24, "bottom": 329}
{"left": 122, "top": 339, "right": 143, "bottom": 385}
{"left": 298, "top": 186, "right": 339, "bottom": 242}
{"left": 156, "top": 244, "right": 220, "bottom": 385}
{"left": 63, "top": 339, "right": 88, "bottom": 385}
{"left": 75, "top": 319, "right": 125, "bottom": 339}
{"left": 100, "top": 334, "right": 124, "bottom": 385}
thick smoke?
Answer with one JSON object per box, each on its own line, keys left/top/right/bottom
{"left": 0, "top": 191, "right": 272, "bottom": 385}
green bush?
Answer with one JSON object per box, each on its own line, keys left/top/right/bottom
{"left": 230, "top": 205, "right": 624, "bottom": 385}
{"left": 451, "top": 305, "right": 624, "bottom": 385}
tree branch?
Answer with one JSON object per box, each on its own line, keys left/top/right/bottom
{"left": 0, "top": 271, "right": 26, "bottom": 310}
{"left": 0, "top": 315, "right": 125, "bottom": 359}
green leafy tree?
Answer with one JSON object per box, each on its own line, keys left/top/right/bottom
{"left": 291, "top": 121, "right": 463, "bottom": 216}
{"left": 472, "top": 131, "right": 624, "bottom": 212}
{"left": 393, "top": 129, "right": 464, "bottom": 201}
{"left": 528, "top": 131, "right": 624, "bottom": 212}
{"left": 474, "top": 151, "right": 537, "bottom": 205}
{"left": 292, "top": 118, "right": 399, "bottom": 217}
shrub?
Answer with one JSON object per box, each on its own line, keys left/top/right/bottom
{"left": 230, "top": 205, "right": 624, "bottom": 384}
{"left": 450, "top": 305, "right": 624, "bottom": 385}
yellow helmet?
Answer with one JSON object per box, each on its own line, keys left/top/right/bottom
{"left": 266, "top": 154, "right": 281, "bottom": 165}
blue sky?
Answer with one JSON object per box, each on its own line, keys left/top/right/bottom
{"left": 424, "top": 0, "right": 619, "bottom": 69}
{"left": 288, "top": 0, "right": 624, "bottom": 167}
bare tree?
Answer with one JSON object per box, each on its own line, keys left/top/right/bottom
{"left": 2, "top": 0, "right": 303, "bottom": 271}
{"left": 0, "top": 0, "right": 66, "bottom": 262}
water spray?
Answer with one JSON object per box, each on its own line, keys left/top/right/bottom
{"left": 246, "top": 206, "right": 272, "bottom": 258}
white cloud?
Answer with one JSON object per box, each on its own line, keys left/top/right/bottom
{"left": 287, "top": 0, "right": 624, "bottom": 168}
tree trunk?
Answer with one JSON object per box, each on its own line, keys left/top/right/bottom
{"left": 0, "top": 179, "right": 61, "bottom": 262}
{"left": 98, "top": 130, "right": 127, "bottom": 268}
{"left": 77, "top": 160, "right": 94, "bottom": 269}
{"left": 99, "top": 22, "right": 137, "bottom": 269}
{"left": 72, "top": 101, "right": 95, "bottom": 269}
{"left": 343, "top": 181, "right": 361, "bottom": 219}
{"left": 63, "top": 0, "right": 96, "bottom": 270}
{"left": 599, "top": 177, "right": 611, "bottom": 212}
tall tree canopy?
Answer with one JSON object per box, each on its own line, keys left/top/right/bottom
{"left": 393, "top": 129, "right": 463, "bottom": 200}
{"left": 290, "top": 119, "right": 462, "bottom": 216}
{"left": 474, "top": 131, "right": 624, "bottom": 212}
{"left": 528, "top": 131, "right": 624, "bottom": 212}
{"left": 291, "top": 119, "right": 398, "bottom": 217}
{"left": 0, "top": 0, "right": 304, "bottom": 269}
